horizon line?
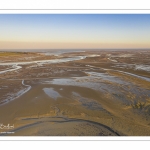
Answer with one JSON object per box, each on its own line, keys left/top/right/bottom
{"left": 0, "top": 48, "right": 150, "bottom": 50}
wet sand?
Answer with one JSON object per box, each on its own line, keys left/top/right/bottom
{"left": 0, "top": 50, "right": 150, "bottom": 136}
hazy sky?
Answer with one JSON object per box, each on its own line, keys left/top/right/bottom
{"left": 0, "top": 14, "right": 150, "bottom": 49}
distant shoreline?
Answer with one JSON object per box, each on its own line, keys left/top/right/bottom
{"left": 0, "top": 48, "right": 150, "bottom": 52}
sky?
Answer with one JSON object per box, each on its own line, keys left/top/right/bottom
{"left": 0, "top": 14, "right": 150, "bottom": 49}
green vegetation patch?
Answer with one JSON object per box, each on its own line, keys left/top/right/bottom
{"left": 0, "top": 52, "right": 28, "bottom": 56}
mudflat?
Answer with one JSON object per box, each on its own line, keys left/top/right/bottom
{"left": 0, "top": 50, "right": 150, "bottom": 136}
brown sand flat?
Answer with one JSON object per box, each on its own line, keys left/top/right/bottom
{"left": 0, "top": 50, "right": 150, "bottom": 136}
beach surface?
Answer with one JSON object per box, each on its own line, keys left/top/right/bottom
{"left": 0, "top": 50, "right": 150, "bottom": 136}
